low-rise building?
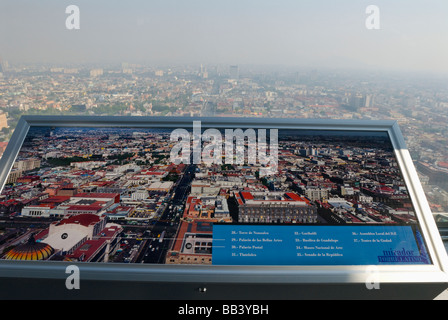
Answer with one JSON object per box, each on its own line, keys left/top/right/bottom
{"left": 236, "top": 191, "right": 317, "bottom": 223}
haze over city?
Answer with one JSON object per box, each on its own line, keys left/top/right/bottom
{"left": 1, "top": 1, "right": 448, "bottom": 214}
{"left": 1, "top": 0, "right": 448, "bottom": 75}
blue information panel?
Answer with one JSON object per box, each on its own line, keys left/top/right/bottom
{"left": 212, "top": 225, "right": 431, "bottom": 265}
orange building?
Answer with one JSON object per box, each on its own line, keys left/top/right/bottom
{"left": 165, "top": 220, "right": 213, "bottom": 265}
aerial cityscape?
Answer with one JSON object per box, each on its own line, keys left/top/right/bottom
{"left": 0, "top": 61, "right": 447, "bottom": 216}
{"left": 0, "top": 123, "right": 428, "bottom": 264}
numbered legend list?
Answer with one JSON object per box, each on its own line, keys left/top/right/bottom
{"left": 211, "top": 225, "right": 429, "bottom": 265}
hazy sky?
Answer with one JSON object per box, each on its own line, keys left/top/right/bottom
{"left": 1, "top": 0, "right": 448, "bottom": 74}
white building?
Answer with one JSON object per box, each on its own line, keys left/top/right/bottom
{"left": 44, "top": 213, "right": 108, "bottom": 254}
{"left": 305, "top": 187, "right": 329, "bottom": 202}
{"left": 132, "top": 190, "right": 149, "bottom": 201}
{"left": 21, "top": 205, "right": 52, "bottom": 217}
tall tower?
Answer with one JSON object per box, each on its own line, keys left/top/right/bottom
{"left": 0, "top": 57, "right": 8, "bottom": 73}
{"left": 199, "top": 64, "right": 208, "bottom": 79}
{"left": 229, "top": 65, "right": 239, "bottom": 80}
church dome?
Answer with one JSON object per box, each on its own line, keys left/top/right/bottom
{"left": 3, "top": 234, "right": 54, "bottom": 260}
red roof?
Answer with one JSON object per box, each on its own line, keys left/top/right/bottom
{"left": 235, "top": 193, "right": 244, "bottom": 205}
{"left": 40, "top": 196, "right": 71, "bottom": 204}
{"left": 439, "top": 162, "right": 448, "bottom": 169}
{"left": 73, "top": 193, "right": 119, "bottom": 199}
{"left": 66, "top": 205, "right": 102, "bottom": 212}
{"left": 239, "top": 191, "right": 309, "bottom": 204}
{"left": 34, "top": 203, "right": 55, "bottom": 208}
{"left": 34, "top": 229, "right": 49, "bottom": 241}
{"left": 65, "top": 225, "right": 121, "bottom": 261}
{"left": 172, "top": 220, "right": 213, "bottom": 252}
{"left": 285, "top": 192, "right": 310, "bottom": 204}
{"left": 240, "top": 192, "right": 254, "bottom": 200}
{"left": 55, "top": 213, "right": 102, "bottom": 227}
{"left": 140, "top": 170, "right": 165, "bottom": 175}
{"left": 285, "top": 192, "right": 302, "bottom": 201}
{"left": 378, "top": 186, "right": 394, "bottom": 193}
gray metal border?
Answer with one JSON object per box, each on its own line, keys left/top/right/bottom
{"left": 0, "top": 115, "right": 447, "bottom": 288}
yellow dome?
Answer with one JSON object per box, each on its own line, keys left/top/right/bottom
{"left": 3, "top": 235, "right": 54, "bottom": 261}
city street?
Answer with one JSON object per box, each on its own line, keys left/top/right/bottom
{"left": 137, "top": 164, "right": 196, "bottom": 263}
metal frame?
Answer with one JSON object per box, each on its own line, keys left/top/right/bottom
{"left": 0, "top": 115, "right": 447, "bottom": 299}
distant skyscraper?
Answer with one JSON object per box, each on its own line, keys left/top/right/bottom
{"left": 364, "top": 94, "right": 374, "bottom": 108}
{"left": 229, "top": 65, "right": 239, "bottom": 80}
{"left": 349, "top": 93, "right": 364, "bottom": 109}
{"left": 90, "top": 69, "right": 103, "bottom": 77}
{"left": 199, "top": 64, "right": 208, "bottom": 79}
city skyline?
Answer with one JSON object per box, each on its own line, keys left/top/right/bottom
{"left": 1, "top": 57, "right": 448, "bottom": 215}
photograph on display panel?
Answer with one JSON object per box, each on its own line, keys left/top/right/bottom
{"left": 0, "top": 118, "right": 433, "bottom": 267}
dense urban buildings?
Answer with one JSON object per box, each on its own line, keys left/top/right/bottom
{"left": 0, "top": 63, "right": 447, "bottom": 215}
{"left": 0, "top": 62, "right": 446, "bottom": 267}
{"left": 0, "top": 123, "right": 421, "bottom": 265}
